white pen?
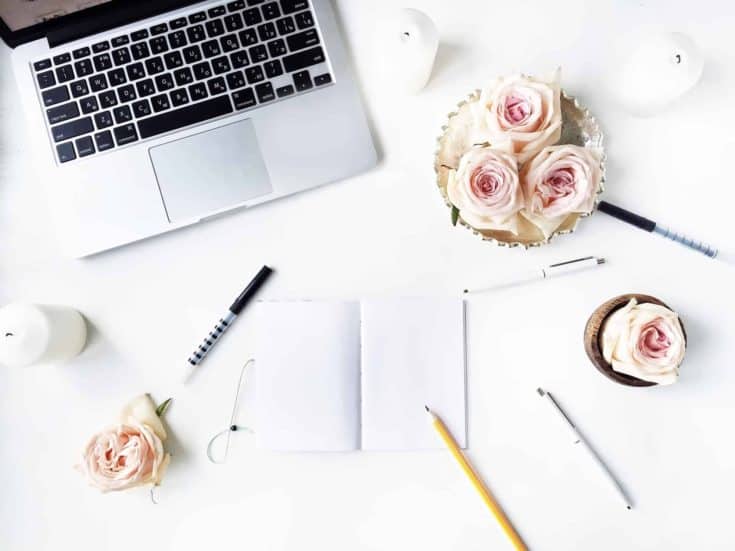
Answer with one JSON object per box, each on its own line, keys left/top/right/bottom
{"left": 537, "top": 388, "right": 633, "bottom": 510}
{"left": 464, "top": 256, "right": 605, "bottom": 295}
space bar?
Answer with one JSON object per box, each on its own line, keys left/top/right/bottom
{"left": 138, "top": 96, "right": 234, "bottom": 139}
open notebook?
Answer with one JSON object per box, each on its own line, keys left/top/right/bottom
{"left": 253, "top": 299, "right": 466, "bottom": 451}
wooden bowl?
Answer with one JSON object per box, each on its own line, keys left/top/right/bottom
{"left": 583, "top": 294, "right": 686, "bottom": 387}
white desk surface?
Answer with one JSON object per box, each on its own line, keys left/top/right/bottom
{"left": 2, "top": 1, "right": 735, "bottom": 549}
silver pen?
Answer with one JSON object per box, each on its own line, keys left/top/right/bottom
{"left": 537, "top": 388, "right": 633, "bottom": 510}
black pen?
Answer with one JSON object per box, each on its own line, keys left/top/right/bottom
{"left": 183, "top": 265, "right": 273, "bottom": 383}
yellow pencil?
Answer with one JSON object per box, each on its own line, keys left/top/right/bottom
{"left": 425, "top": 405, "right": 528, "bottom": 551}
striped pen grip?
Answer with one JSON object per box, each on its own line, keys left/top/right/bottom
{"left": 653, "top": 225, "right": 718, "bottom": 259}
{"left": 188, "top": 311, "right": 237, "bottom": 367}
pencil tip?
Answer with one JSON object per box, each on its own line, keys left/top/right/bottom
{"left": 463, "top": 289, "right": 469, "bottom": 294}
{"left": 536, "top": 387, "right": 545, "bottom": 396}
{"left": 627, "top": 505, "right": 632, "bottom": 510}
{"left": 424, "top": 405, "right": 430, "bottom": 412}
{"left": 597, "top": 257, "right": 606, "bottom": 265}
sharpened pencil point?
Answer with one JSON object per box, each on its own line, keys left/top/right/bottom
{"left": 424, "top": 405, "right": 430, "bottom": 412}
{"left": 627, "top": 505, "right": 632, "bottom": 510}
{"left": 463, "top": 289, "right": 469, "bottom": 294}
{"left": 597, "top": 257, "right": 606, "bottom": 265}
{"left": 536, "top": 387, "right": 545, "bottom": 396}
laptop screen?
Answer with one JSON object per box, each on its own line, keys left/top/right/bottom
{"left": 0, "top": 0, "right": 112, "bottom": 32}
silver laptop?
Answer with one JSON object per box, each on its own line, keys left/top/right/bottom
{"left": 2, "top": 0, "right": 376, "bottom": 257}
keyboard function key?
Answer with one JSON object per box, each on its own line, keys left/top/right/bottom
{"left": 51, "top": 116, "right": 93, "bottom": 142}
{"left": 131, "top": 29, "right": 150, "bottom": 41}
{"left": 75, "top": 135, "right": 95, "bottom": 157}
{"left": 34, "top": 59, "right": 52, "bottom": 71}
{"left": 208, "top": 6, "right": 226, "bottom": 18}
{"left": 47, "top": 101, "right": 80, "bottom": 124}
{"left": 53, "top": 52, "right": 72, "bottom": 65}
{"left": 292, "top": 69, "right": 312, "bottom": 91}
{"left": 227, "top": 0, "right": 246, "bottom": 11}
{"left": 42, "top": 85, "right": 70, "bottom": 107}
{"left": 94, "top": 130, "right": 115, "bottom": 151}
{"left": 232, "top": 87, "right": 256, "bottom": 109}
{"left": 169, "top": 17, "right": 187, "bottom": 29}
{"left": 56, "top": 142, "right": 76, "bottom": 163}
{"left": 113, "top": 123, "right": 139, "bottom": 145}
{"left": 37, "top": 70, "right": 56, "bottom": 89}
{"left": 73, "top": 47, "right": 91, "bottom": 59}
{"left": 150, "top": 23, "right": 169, "bottom": 35}
{"left": 189, "top": 12, "right": 207, "bottom": 24}
{"left": 111, "top": 35, "right": 130, "bottom": 47}
{"left": 92, "top": 41, "right": 110, "bottom": 53}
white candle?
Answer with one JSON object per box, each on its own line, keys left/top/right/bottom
{"left": 0, "top": 303, "right": 87, "bottom": 368}
{"left": 379, "top": 9, "right": 439, "bottom": 94}
{"left": 614, "top": 32, "right": 704, "bottom": 116}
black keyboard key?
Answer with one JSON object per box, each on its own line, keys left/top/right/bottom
{"left": 138, "top": 95, "right": 233, "bottom": 139}
{"left": 193, "top": 62, "right": 213, "bottom": 80}
{"left": 244, "top": 65, "right": 264, "bottom": 83}
{"left": 228, "top": 0, "right": 245, "bottom": 11}
{"left": 108, "top": 68, "right": 127, "bottom": 86}
{"left": 94, "top": 111, "right": 114, "bottom": 129}
{"left": 292, "top": 69, "right": 312, "bottom": 91}
{"left": 294, "top": 10, "right": 313, "bottom": 29}
{"left": 136, "top": 78, "right": 156, "bottom": 97}
{"left": 212, "top": 56, "right": 232, "bottom": 75}
{"left": 164, "top": 51, "right": 184, "bottom": 69}
{"left": 118, "top": 84, "right": 137, "bottom": 103}
{"left": 76, "top": 135, "right": 95, "bottom": 157}
{"left": 93, "top": 53, "right": 113, "bottom": 71}
{"left": 100, "top": 90, "right": 118, "bottom": 108}
{"left": 34, "top": 59, "right": 52, "bottom": 71}
{"left": 174, "top": 67, "right": 194, "bottom": 86}
{"left": 113, "top": 105, "right": 133, "bottom": 123}
{"left": 206, "top": 19, "right": 225, "bottom": 38}
{"left": 70, "top": 79, "right": 89, "bottom": 98}
{"left": 56, "top": 65, "right": 75, "bottom": 83}
{"left": 51, "top": 116, "right": 93, "bottom": 142}
{"left": 202, "top": 40, "right": 221, "bottom": 58}
{"left": 314, "top": 73, "right": 331, "bottom": 86}
{"left": 56, "top": 142, "right": 76, "bottom": 163}
{"left": 207, "top": 76, "right": 227, "bottom": 95}
{"left": 155, "top": 73, "right": 175, "bottom": 91}
{"left": 226, "top": 70, "right": 246, "bottom": 90}
{"left": 183, "top": 45, "right": 202, "bottom": 64}
{"left": 276, "top": 16, "right": 295, "bottom": 35}
{"left": 208, "top": 6, "right": 226, "bottom": 17}
{"left": 189, "top": 11, "right": 206, "bottom": 24}
{"left": 255, "top": 81, "right": 275, "bottom": 102}
{"left": 80, "top": 96, "right": 99, "bottom": 114}
{"left": 168, "top": 30, "right": 187, "bottom": 49}
{"left": 132, "top": 99, "right": 152, "bottom": 117}
{"left": 248, "top": 0, "right": 266, "bottom": 4}
{"left": 145, "top": 56, "right": 165, "bottom": 75}
{"left": 243, "top": 8, "right": 262, "bottom": 26}
{"left": 112, "top": 48, "right": 131, "bottom": 66}
{"left": 264, "top": 59, "right": 282, "bottom": 78}
{"left": 262, "top": 2, "right": 280, "bottom": 20}
{"left": 249, "top": 45, "right": 268, "bottom": 62}
{"left": 47, "top": 101, "right": 80, "bottom": 124}
{"left": 53, "top": 53, "right": 71, "bottom": 65}
{"left": 151, "top": 23, "right": 168, "bottom": 35}
{"left": 230, "top": 50, "right": 249, "bottom": 68}
{"left": 170, "top": 88, "right": 190, "bottom": 106}
{"left": 90, "top": 73, "right": 109, "bottom": 92}
{"left": 232, "top": 87, "right": 256, "bottom": 109}
{"left": 74, "top": 59, "right": 94, "bottom": 77}
{"left": 239, "top": 28, "right": 258, "bottom": 46}
{"left": 267, "top": 38, "right": 287, "bottom": 57}
{"left": 92, "top": 41, "right": 110, "bottom": 53}
{"left": 287, "top": 29, "right": 319, "bottom": 52}
{"left": 131, "top": 29, "right": 149, "bottom": 41}
{"left": 37, "top": 70, "right": 56, "bottom": 89}
{"left": 73, "top": 47, "right": 90, "bottom": 59}
{"left": 94, "top": 130, "right": 114, "bottom": 151}
{"left": 151, "top": 94, "right": 171, "bottom": 112}
{"left": 189, "top": 82, "right": 209, "bottom": 101}
{"left": 224, "top": 13, "right": 244, "bottom": 32}
{"left": 220, "top": 34, "right": 240, "bottom": 52}
{"left": 187, "top": 24, "right": 206, "bottom": 43}
{"left": 283, "top": 46, "right": 324, "bottom": 73}
{"left": 126, "top": 62, "right": 146, "bottom": 81}
{"left": 150, "top": 36, "right": 169, "bottom": 54}
{"left": 170, "top": 17, "right": 187, "bottom": 29}
{"left": 111, "top": 35, "right": 130, "bottom": 47}
{"left": 276, "top": 84, "right": 294, "bottom": 97}
{"left": 42, "top": 85, "right": 70, "bottom": 107}
{"left": 281, "top": 0, "right": 308, "bottom": 14}
{"left": 114, "top": 123, "right": 138, "bottom": 145}
{"left": 257, "top": 22, "right": 276, "bottom": 41}
{"left": 131, "top": 42, "right": 150, "bottom": 60}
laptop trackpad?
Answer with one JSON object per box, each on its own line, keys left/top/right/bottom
{"left": 149, "top": 120, "right": 272, "bottom": 223}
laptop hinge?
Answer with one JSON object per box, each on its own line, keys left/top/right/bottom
{"left": 47, "top": 1, "right": 202, "bottom": 48}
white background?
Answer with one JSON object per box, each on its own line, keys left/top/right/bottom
{"left": 2, "top": 1, "right": 735, "bottom": 549}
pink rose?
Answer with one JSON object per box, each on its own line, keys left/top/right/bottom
{"left": 475, "top": 71, "right": 562, "bottom": 163}
{"left": 79, "top": 395, "right": 170, "bottom": 493}
{"left": 601, "top": 299, "right": 686, "bottom": 385}
{"left": 446, "top": 146, "right": 523, "bottom": 233}
{"left": 520, "top": 145, "right": 602, "bottom": 237}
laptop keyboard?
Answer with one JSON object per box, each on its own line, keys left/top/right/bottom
{"left": 31, "top": 0, "right": 333, "bottom": 164}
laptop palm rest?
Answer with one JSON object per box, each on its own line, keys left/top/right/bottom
{"left": 149, "top": 120, "right": 272, "bottom": 223}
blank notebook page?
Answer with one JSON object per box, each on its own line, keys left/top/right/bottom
{"left": 360, "top": 298, "right": 467, "bottom": 451}
{"left": 254, "top": 301, "right": 362, "bottom": 451}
